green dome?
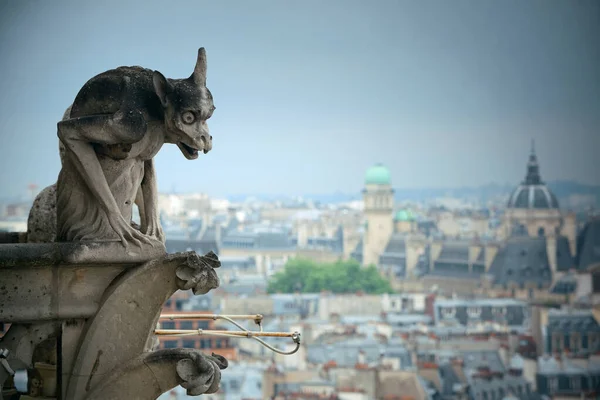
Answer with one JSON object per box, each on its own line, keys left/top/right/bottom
{"left": 394, "top": 209, "right": 415, "bottom": 221}
{"left": 365, "top": 164, "right": 391, "bottom": 185}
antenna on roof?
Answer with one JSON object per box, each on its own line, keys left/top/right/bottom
{"left": 530, "top": 139, "right": 535, "bottom": 156}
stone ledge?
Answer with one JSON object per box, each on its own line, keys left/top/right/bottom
{"left": 0, "top": 240, "right": 166, "bottom": 267}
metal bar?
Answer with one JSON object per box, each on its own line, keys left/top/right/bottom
{"left": 154, "top": 329, "right": 295, "bottom": 338}
{"left": 159, "top": 313, "right": 263, "bottom": 322}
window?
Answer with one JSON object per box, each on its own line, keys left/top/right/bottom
{"left": 165, "top": 299, "right": 172, "bottom": 308}
{"left": 175, "top": 299, "right": 185, "bottom": 311}
{"left": 197, "top": 321, "right": 209, "bottom": 330}
{"left": 571, "top": 332, "right": 581, "bottom": 352}
{"left": 230, "top": 380, "right": 240, "bottom": 391}
{"left": 590, "top": 333, "right": 599, "bottom": 351}
{"left": 441, "top": 307, "right": 456, "bottom": 319}
{"left": 180, "top": 321, "right": 193, "bottom": 330}
{"left": 571, "top": 377, "right": 581, "bottom": 392}
{"left": 493, "top": 307, "right": 507, "bottom": 316}
{"left": 164, "top": 340, "right": 178, "bottom": 349}
{"left": 200, "top": 339, "right": 211, "bottom": 349}
{"left": 215, "top": 339, "right": 223, "bottom": 348}
{"left": 548, "top": 377, "right": 558, "bottom": 393}
{"left": 161, "top": 321, "right": 175, "bottom": 329}
{"left": 552, "top": 332, "right": 563, "bottom": 352}
{"left": 182, "top": 340, "right": 196, "bottom": 349}
{"left": 593, "top": 272, "right": 600, "bottom": 293}
{"left": 467, "top": 306, "right": 482, "bottom": 318}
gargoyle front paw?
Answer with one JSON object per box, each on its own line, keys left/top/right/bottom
{"left": 107, "top": 213, "right": 154, "bottom": 249}
{"left": 175, "top": 251, "right": 220, "bottom": 295}
{"left": 144, "top": 219, "right": 165, "bottom": 243}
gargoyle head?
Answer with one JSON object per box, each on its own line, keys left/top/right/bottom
{"left": 176, "top": 352, "right": 228, "bottom": 396}
{"left": 153, "top": 48, "right": 215, "bottom": 160}
{"left": 175, "top": 251, "right": 220, "bottom": 295}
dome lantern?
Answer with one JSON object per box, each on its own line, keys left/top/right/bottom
{"left": 365, "top": 163, "right": 391, "bottom": 186}
{"left": 507, "top": 140, "right": 559, "bottom": 210}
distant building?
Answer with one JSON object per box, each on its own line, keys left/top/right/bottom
{"left": 500, "top": 141, "right": 577, "bottom": 253}
{"left": 536, "top": 355, "right": 600, "bottom": 398}
{"left": 351, "top": 143, "right": 594, "bottom": 301}
{"left": 433, "top": 299, "right": 529, "bottom": 331}
{"left": 544, "top": 309, "right": 600, "bottom": 355}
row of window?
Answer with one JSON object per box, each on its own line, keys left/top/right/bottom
{"left": 164, "top": 299, "right": 187, "bottom": 311}
{"left": 389, "top": 299, "right": 414, "bottom": 311}
{"left": 161, "top": 338, "right": 230, "bottom": 349}
{"left": 439, "top": 306, "right": 511, "bottom": 318}
{"left": 366, "top": 196, "right": 392, "bottom": 209}
{"left": 544, "top": 375, "right": 600, "bottom": 393}
{"left": 222, "top": 241, "right": 255, "bottom": 248}
{"left": 477, "top": 384, "right": 528, "bottom": 400}
{"left": 550, "top": 331, "right": 600, "bottom": 352}
{"left": 160, "top": 320, "right": 210, "bottom": 330}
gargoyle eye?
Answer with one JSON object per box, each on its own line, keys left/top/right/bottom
{"left": 182, "top": 111, "right": 195, "bottom": 124}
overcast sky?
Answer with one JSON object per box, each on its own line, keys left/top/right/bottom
{"left": 0, "top": 0, "right": 598, "bottom": 198}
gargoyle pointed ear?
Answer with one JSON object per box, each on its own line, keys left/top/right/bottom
{"left": 153, "top": 70, "right": 172, "bottom": 107}
{"left": 191, "top": 47, "right": 207, "bottom": 87}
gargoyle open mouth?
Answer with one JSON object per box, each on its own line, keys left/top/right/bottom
{"left": 179, "top": 142, "right": 199, "bottom": 158}
{"left": 177, "top": 135, "right": 210, "bottom": 160}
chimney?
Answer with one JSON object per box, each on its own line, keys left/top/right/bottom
{"left": 562, "top": 211, "right": 577, "bottom": 255}
{"left": 358, "top": 350, "right": 366, "bottom": 365}
{"left": 215, "top": 223, "right": 222, "bottom": 245}
{"left": 546, "top": 231, "right": 557, "bottom": 280}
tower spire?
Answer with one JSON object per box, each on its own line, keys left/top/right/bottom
{"left": 524, "top": 139, "right": 541, "bottom": 185}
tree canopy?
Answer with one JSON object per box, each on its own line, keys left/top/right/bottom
{"left": 267, "top": 258, "right": 393, "bottom": 294}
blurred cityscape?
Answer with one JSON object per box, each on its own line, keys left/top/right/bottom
{"left": 2, "top": 143, "right": 600, "bottom": 399}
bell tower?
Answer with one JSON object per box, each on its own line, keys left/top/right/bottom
{"left": 362, "top": 163, "right": 394, "bottom": 266}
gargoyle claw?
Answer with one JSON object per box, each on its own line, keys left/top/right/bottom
{"left": 108, "top": 213, "right": 156, "bottom": 249}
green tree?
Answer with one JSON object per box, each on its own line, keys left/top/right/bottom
{"left": 267, "top": 258, "right": 393, "bottom": 294}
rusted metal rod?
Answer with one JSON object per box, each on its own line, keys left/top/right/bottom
{"left": 160, "top": 313, "right": 263, "bottom": 322}
{"left": 155, "top": 329, "right": 295, "bottom": 338}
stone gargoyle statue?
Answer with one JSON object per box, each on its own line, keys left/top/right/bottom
{"left": 51, "top": 48, "right": 214, "bottom": 248}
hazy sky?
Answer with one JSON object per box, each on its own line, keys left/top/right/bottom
{"left": 0, "top": 0, "right": 598, "bottom": 198}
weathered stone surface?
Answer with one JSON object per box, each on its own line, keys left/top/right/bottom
{"left": 26, "top": 184, "right": 58, "bottom": 243}
{"left": 84, "top": 349, "right": 227, "bottom": 399}
{"left": 56, "top": 48, "right": 214, "bottom": 249}
{"left": 64, "top": 251, "right": 220, "bottom": 399}
{"left": 0, "top": 241, "right": 165, "bottom": 267}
